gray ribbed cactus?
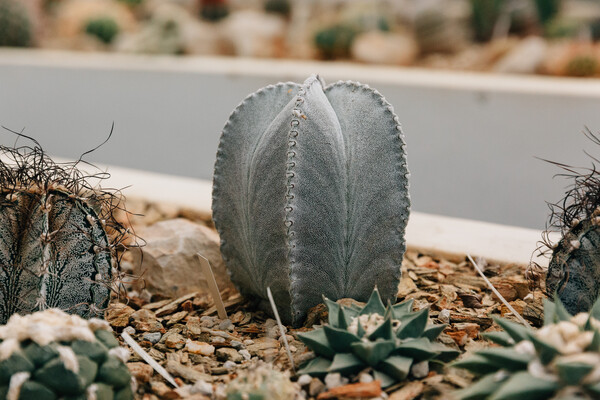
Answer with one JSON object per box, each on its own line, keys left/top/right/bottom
{"left": 212, "top": 75, "right": 410, "bottom": 325}
{"left": 0, "top": 137, "right": 128, "bottom": 323}
{"left": 543, "top": 131, "right": 600, "bottom": 315}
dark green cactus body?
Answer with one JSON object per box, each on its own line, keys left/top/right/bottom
{"left": 470, "top": 0, "right": 502, "bottom": 42}
{"left": 0, "top": 189, "right": 111, "bottom": 323}
{"left": 0, "top": 0, "right": 32, "bottom": 47}
{"left": 547, "top": 219, "right": 600, "bottom": 315}
{"left": 85, "top": 17, "right": 120, "bottom": 45}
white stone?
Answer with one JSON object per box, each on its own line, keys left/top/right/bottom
{"left": 191, "top": 380, "right": 213, "bottom": 395}
{"left": 186, "top": 340, "right": 215, "bottom": 356}
{"left": 223, "top": 360, "right": 237, "bottom": 369}
{"left": 324, "top": 373, "right": 343, "bottom": 389}
{"left": 494, "top": 37, "right": 548, "bottom": 74}
{"left": 239, "top": 349, "right": 251, "bottom": 361}
{"left": 359, "top": 373, "right": 374, "bottom": 383}
{"left": 130, "top": 218, "right": 234, "bottom": 298}
{"left": 351, "top": 31, "right": 418, "bottom": 66}
{"left": 123, "top": 326, "right": 136, "bottom": 335}
{"left": 410, "top": 360, "right": 429, "bottom": 378}
{"left": 220, "top": 10, "right": 286, "bottom": 58}
{"left": 439, "top": 309, "right": 451, "bottom": 324}
{"left": 297, "top": 374, "right": 312, "bottom": 386}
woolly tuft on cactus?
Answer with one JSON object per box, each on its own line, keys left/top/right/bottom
{"left": 454, "top": 296, "right": 600, "bottom": 400}
{"left": 296, "top": 288, "right": 459, "bottom": 388}
{"left": 0, "top": 308, "right": 133, "bottom": 399}
{"left": 538, "top": 131, "right": 600, "bottom": 315}
{"left": 225, "top": 362, "right": 300, "bottom": 400}
{"left": 212, "top": 75, "right": 410, "bottom": 326}
{"left": 0, "top": 131, "right": 133, "bottom": 323}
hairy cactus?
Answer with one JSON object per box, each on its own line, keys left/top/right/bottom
{"left": 226, "top": 362, "right": 300, "bottom": 400}
{"left": 0, "top": 136, "right": 130, "bottom": 323}
{"left": 540, "top": 131, "right": 600, "bottom": 315}
{"left": 0, "top": 309, "right": 133, "bottom": 399}
{"left": 212, "top": 75, "right": 410, "bottom": 325}
{"left": 0, "top": 0, "right": 32, "bottom": 47}
{"left": 454, "top": 296, "right": 600, "bottom": 400}
{"left": 85, "top": 17, "right": 120, "bottom": 45}
{"left": 297, "top": 288, "right": 459, "bottom": 388}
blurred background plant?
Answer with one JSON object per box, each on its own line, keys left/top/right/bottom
{"left": 6, "top": 0, "right": 600, "bottom": 77}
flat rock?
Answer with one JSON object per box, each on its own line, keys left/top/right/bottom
{"left": 245, "top": 337, "right": 279, "bottom": 356}
{"left": 131, "top": 219, "right": 234, "bottom": 298}
{"left": 127, "top": 362, "right": 154, "bottom": 383}
{"left": 105, "top": 303, "right": 135, "bottom": 328}
{"left": 215, "top": 347, "right": 242, "bottom": 363}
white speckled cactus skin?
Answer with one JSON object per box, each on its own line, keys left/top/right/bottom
{"left": 212, "top": 75, "right": 410, "bottom": 325}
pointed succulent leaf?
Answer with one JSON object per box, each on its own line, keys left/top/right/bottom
{"left": 397, "top": 307, "right": 429, "bottom": 339}
{"left": 372, "top": 369, "right": 396, "bottom": 389}
{"left": 555, "top": 361, "right": 595, "bottom": 386}
{"left": 324, "top": 297, "right": 341, "bottom": 328}
{"left": 489, "top": 371, "right": 559, "bottom": 400}
{"left": 328, "top": 353, "right": 364, "bottom": 375}
{"left": 590, "top": 296, "right": 600, "bottom": 321}
{"left": 360, "top": 288, "right": 386, "bottom": 316}
{"left": 392, "top": 299, "right": 414, "bottom": 318}
{"left": 586, "top": 381, "right": 600, "bottom": 396}
{"left": 376, "top": 355, "right": 412, "bottom": 382}
{"left": 476, "top": 348, "right": 533, "bottom": 371}
{"left": 430, "top": 343, "right": 460, "bottom": 363}
{"left": 337, "top": 306, "right": 349, "bottom": 330}
{"left": 452, "top": 354, "right": 502, "bottom": 375}
{"left": 297, "top": 356, "right": 332, "bottom": 377}
{"left": 324, "top": 325, "right": 360, "bottom": 353}
{"left": 351, "top": 339, "right": 396, "bottom": 367}
{"left": 394, "top": 338, "right": 440, "bottom": 361}
{"left": 529, "top": 335, "right": 560, "bottom": 365}
{"left": 212, "top": 76, "right": 410, "bottom": 325}
{"left": 422, "top": 324, "right": 447, "bottom": 341}
{"left": 368, "top": 315, "right": 394, "bottom": 341}
{"left": 587, "top": 329, "right": 600, "bottom": 352}
{"left": 454, "top": 373, "right": 506, "bottom": 400}
{"left": 553, "top": 295, "right": 573, "bottom": 322}
{"left": 297, "top": 328, "right": 335, "bottom": 359}
{"left": 543, "top": 298, "right": 557, "bottom": 326}
{"left": 481, "top": 331, "right": 515, "bottom": 347}
{"left": 492, "top": 317, "right": 531, "bottom": 343}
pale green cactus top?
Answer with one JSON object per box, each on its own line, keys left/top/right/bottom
{"left": 212, "top": 75, "right": 410, "bottom": 325}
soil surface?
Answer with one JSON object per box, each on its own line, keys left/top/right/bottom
{"left": 110, "top": 199, "right": 545, "bottom": 400}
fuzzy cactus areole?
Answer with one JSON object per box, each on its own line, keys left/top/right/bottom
{"left": 296, "top": 288, "right": 459, "bottom": 388}
{"left": 0, "top": 135, "right": 131, "bottom": 323}
{"left": 454, "top": 297, "right": 600, "bottom": 400}
{"left": 212, "top": 75, "right": 410, "bottom": 325}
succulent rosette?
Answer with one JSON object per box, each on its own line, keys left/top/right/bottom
{"left": 297, "top": 288, "right": 459, "bottom": 388}
{"left": 454, "top": 297, "right": 600, "bottom": 400}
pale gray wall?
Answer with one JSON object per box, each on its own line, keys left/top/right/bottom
{"left": 1, "top": 52, "right": 599, "bottom": 229}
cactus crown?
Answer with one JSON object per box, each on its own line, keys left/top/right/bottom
{"left": 0, "top": 131, "right": 133, "bottom": 323}
{"left": 454, "top": 296, "right": 600, "bottom": 400}
{"left": 0, "top": 308, "right": 132, "bottom": 399}
{"left": 212, "top": 75, "right": 409, "bottom": 326}
{"left": 297, "top": 288, "right": 459, "bottom": 388}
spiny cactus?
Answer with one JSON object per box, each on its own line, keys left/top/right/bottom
{"left": 566, "top": 55, "right": 598, "bottom": 78}
{"left": 540, "top": 131, "right": 600, "bottom": 315}
{"left": 226, "top": 362, "right": 300, "bottom": 400}
{"left": 296, "top": 288, "right": 459, "bottom": 388}
{"left": 470, "top": 0, "right": 502, "bottom": 42}
{"left": 314, "top": 24, "right": 359, "bottom": 60}
{"left": 85, "top": 17, "right": 120, "bottom": 45}
{"left": 454, "top": 296, "right": 600, "bottom": 400}
{"left": 0, "top": 133, "right": 131, "bottom": 323}
{"left": 0, "top": 308, "right": 133, "bottom": 399}
{"left": 212, "top": 75, "right": 410, "bottom": 326}
{"left": 0, "top": 0, "right": 32, "bottom": 47}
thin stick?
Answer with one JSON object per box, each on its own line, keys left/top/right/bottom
{"left": 467, "top": 254, "right": 531, "bottom": 328}
{"left": 121, "top": 331, "right": 179, "bottom": 388}
{"left": 266, "top": 287, "right": 295, "bottom": 372}
{"left": 197, "top": 253, "right": 227, "bottom": 320}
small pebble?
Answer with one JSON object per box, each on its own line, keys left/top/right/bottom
{"left": 297, "top": 374, "right": 312, "bottom": 386}
{"left": 324, "top": 373, "right": 343, "bottom": 389}
{"left": 143, "top": 332, "right": 162, "bottom": 344}
{"left": 223, "top": 361, "right": 237, "bottom": 369}
{"left": 230, "top": 340, "right": 243, "bottom": 349}
{"left": 359, "top": 373, "right": 373, "bottom": 383}
{"left": 191, "top": 380, "right": 213, "bottom": 396}
{"left": 123, "top": 326, "right": 136, "bottom": 335}
{"left": 238, "top": 349, "right": 251, "bottom": 361}
{"left": 411, "top": 360, "right": 429, "bottom": 378}
{"left": 185, "top": 340, "right": 215, "bottom": 356}
{"left": 309, "top": 378, "right": 325, "bottom": 397}
{"left": 243, "top": 339, "right": 254, "bottom": 345}
{"left": 200, "top": 316, "right": 216, "bottom": 328}
{"left": 218, "top": 319, "right": 233, "bottom": 331}
{"left": 439, "top": 309, "right": 451, "bottom": 324}
{"left": 211, "top": 336, "right": 226, "bottom": 344}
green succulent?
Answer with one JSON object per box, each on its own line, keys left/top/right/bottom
{"left": 200, "top": 0, "right": 229, "bottom": 22}
{"left": 0, "top": 0, "right": 32, "bottom": 47}
{"left": 470, "top": 0, "right": 502, "bottom": 42}
{"left": 0, "top": 309, "right": 133, "bottom": 399}
{"left": 297, "top": 288, "right": 459, "bottom": 388}
{"left": 454, "top": 296, "right": 600, "bottom": 400}
{"left": 264, "top": 0, "right": 291, "bottom": 18}
{"left": 534, "top": 0, "right": 561, "bottom": 26}
{"left": 565, "top": 55, "right": 598, "bottom": 78}
{"left": 85, "top": 17, "right": 120, "bottom": 45}
{"left": 313, "top": 24, "right": 359, "bottom": 59}
{"left": 226, "top": 363, "right": 299, "bottom": 400}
